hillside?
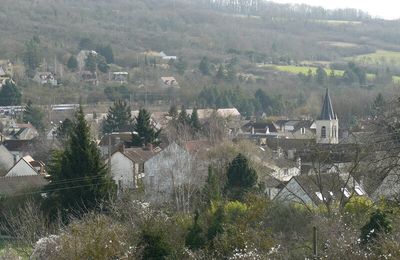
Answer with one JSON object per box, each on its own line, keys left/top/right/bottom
{"left": 1, "top": 0, "right": 400, "bottom": 124}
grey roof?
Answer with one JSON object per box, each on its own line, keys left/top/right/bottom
{"left": 319, "top": 89, "right": 336, "bottom": 120}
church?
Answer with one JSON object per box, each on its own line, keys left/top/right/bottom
{"left": 316, "top": 89, "right": 339, "bottom": 144}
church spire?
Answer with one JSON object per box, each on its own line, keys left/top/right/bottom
{"left": 319, "top": 88, "right": 336, "bottom": 120}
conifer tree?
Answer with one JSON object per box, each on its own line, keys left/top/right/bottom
{"left": 102, "top": 100, "right": 132, "bottom": 134}
{"left": 43, "top": 107, "right": 116, "bottom": 220}
{"left": 85, "top": 52, "right": 97, "bottom": 73}
{"left": 216, "top": 64, "right": 224, "bottom": 80}
{"left": 168, "top": 104, "right": 178, "bottom": 119}
{"left": 202, "top": 166, "right": 221, "bottom": 206}
{"left": 0, "top": 80, "right": 22, "bottom": 106}
{"left": 190, "top": 107, "right": 201, "bottom": 131}
{"left": 225, "top": 153, "right": 257, "bottom": 201}
{"left": 67, "top": 55, "right": 78, "bottom": 71}
{"left": 56, "top": 118, "right": 74, "bottom": 143}
{"left": 23, "top": 36, "right": 42, "bottom": 78}
{"left": 132, "top": 108, "right": 160, "bottom": 147}
{"left": 185, "top": 210, "right": 206, "bottom": 250}
{"left": 23, "top": 100, "right": 45, "bottom": 131}
{"left": 199, "top": 57, "right": 210, "bottom": 75}
{"left": 178, "top": 105, "right": 190, "bottom": 125}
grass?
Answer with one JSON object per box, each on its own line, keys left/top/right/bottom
{"left": 259, "top": 64, "right": 380, "bottom": 81}
{"left": 0, "top": 239, "right": 32, "bottom": 260}
{"left": 347, "top": 50, "right": 400, "bottom": 66}
{"left": 314, "top": 19, "right": 362, "bottom": 25}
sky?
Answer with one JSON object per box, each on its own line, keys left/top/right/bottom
{"left": 270, "top": 0, "right": 399, "bottom": 20}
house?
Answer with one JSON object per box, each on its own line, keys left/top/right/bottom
{"left": 107, "top": 146, "right": 158, "bottom": 192}
{"left": 159, "top": 51, "right": 177, "bottom": 61}
{"left": 240, "top": 122, "right": 278, "bottom": 144}
{"left": 98, "top": 132, "right": 134, "bottom": 157}
{"left": 143, "top": 142, "right": 206, "bottom": 204}
{"left": 263, "top": 157, "right": 301, "bottom": 182}
{"left": 5, "top": 156, "right": 43, "bottom": 177}
{"left": 4, "top": 122, "right": 39, "bottom": 140}
{"left": 0, "top": 145, "right": 14, "bottom": 175}
{"left": 276, "top": 120, "right": 316, "bottom": 139}
{"left": 33, "top": 72, "right": 58, "bottom": 86}
{"left": 160, "top": 77, "right": 179, "bottom": 88}
{"left": 112, "top": 72, "right": 128, "bottom": 83}
{"left": 2, "top": 139, "right": 36, "bottom": 159}
{"left": 0, "top": 175, "right": 48, "bottom": 197}
{"left": 274, "top": 174, "right": 366, "bottom": 207}
{"left": 372, "top": 173, "right": 400, "bottom": 201}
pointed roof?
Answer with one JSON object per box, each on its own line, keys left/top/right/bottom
{"left": 319, "top": 89, "right": 336, "bottom": 120}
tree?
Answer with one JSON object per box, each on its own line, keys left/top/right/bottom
{"left": 96, "top": 44, "right": 114, "bottom": 64}
{"left": 23, "top": 100, "right": 45, "bottom": 132}
{"left": 67, "top": 55, "right": 78, "bottom": 71}
{"left": 185, "top": 211, "right": 206, "bottom": 250}
{"left": 79, "top": 38, "right": 95, "bottom": 50}
{"left": 85, "top": 52, "right": 97, "bottom": 73}
{"left": 0, "top": 80, "right": 22, "bottom": 106}
{"left": 131, "top": 108, "right": 160, "bottom": 147}
{"left": 168, "top": 104, "right": 178, "bottom": 119}
{"left": 199, "top": 56, "right": 210, "bottom": 75}
{"left": 174, "top": 58, "right": 187, "bottom": 75}
{"left": 216, "top": 64, "right": 225, "bottom": 80}
{"left": 97, "top": 55, "right": 110, "bottom": 73}
{"left": 178, "top": 105, "right": 190, "bottom": 125}
{"left": 102, "top": 100, "right": 132, "bottom": 134}
{"left": 190, "top": 107, "right": 201, "bottom": 131}
{"left": 316, "top": 66, "right": 327, "bottom": 85}
{"left": 23, "top": 36, "right": 42, "bottom": 78}
{"left": 43, "top": 107, "right": 116, "bottom": 220}
{"left": 56, "top": 118, "right": 74, "bottom": 143}
{"left": 360, "top": 209, "right": 392, "bottom": 246}
{"left": 254, "top": 89, "right": 272, "bottom": 114}
{"left": 372, "top": 93, "right": 386, "bottom": 116}
{"left": 225, "top": 153, "right": 258, "bottom": 200}
{"left": 140, "top": 226, "right": 172, "bottom": 259}
{"left": 202, "top": 166, "right": 221, "bottom": 206}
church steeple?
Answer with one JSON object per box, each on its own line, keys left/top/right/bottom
{"left": 319, "top": 88, "right": 336, "bottom": 120}
{"left": 316, "top": 89, "right": 339, "bottom": 144}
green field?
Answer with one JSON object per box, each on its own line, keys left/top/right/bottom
{"left": 347, "top": 50, "right": 400, "bottom": 66}
{"left": 259, "top": 65, "right": 344, "bottom": 76}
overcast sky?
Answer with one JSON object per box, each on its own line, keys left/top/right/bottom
{"left": 270, "top": 0, "right": 399, "bottom": 20}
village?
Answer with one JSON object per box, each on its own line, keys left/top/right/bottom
{"left": 0, "top": 87, "right": 393, "bottom": 210}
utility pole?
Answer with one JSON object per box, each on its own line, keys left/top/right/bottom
{"left": 313, "top": 226, "right": 318, "bottom": 259}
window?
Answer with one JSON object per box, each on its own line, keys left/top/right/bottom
{"left": 321, "top": 126, "right": 326, "bottom": 138}
{"left": 355, "top": 186, "right": 365, "bottom": 196}
{"left": 333, "top": 126, "right": 337, "bottom": 138}
{"left": 301, "top": 127, "right": 306, "bottom": 135}
{"left": 315, "top": 192, "right": 325, "bottom": 201}
{"left": 341, "top": 188, "right": 350, "bottom": 198}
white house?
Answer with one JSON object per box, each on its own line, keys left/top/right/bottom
{"left": 5, "top": 156, "right": 39, "bottom": 177}
{"left": 107, "top": 147, "right": 157, "bottom": 192}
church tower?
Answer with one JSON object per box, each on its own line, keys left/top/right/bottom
{"left": 316, "top": 89, "right": 339, "bottom": 144}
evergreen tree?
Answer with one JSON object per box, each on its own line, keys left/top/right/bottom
{"left": 360, "top": 209, "right": 392, "bottom": 246}
{"left": 168, "top": 104, "right": 178, "bottom": 119}
{"left": 0, "top": 80, "right": 22, "bottom": 106}
{"left": 316, "top": 66, "right": 327, "bottom": 85}
{"left": 23, "top": 100, "right": 45, "bottom": 132}
{"left": 216, "top": 64, "right": 225, "bottom": 80}
{"left": 67, "top": 55, "right": 78, "bottom": 71}
{"left": 207, "top": 204, "right": 225, "bottom": 241}
{"left": 254, "top": 89, "right": 272, "bottom": 114}
{"left": 178, "top": 105, "right": 190, "bottom": 125}
{"left": 174, "top": 58, "right": 187, "bottom": 75}
{"left": 56, "top": 118, "right": 74, "bottom": 143}
{"left": 185, "top": 210, "right": 206, "bottom": 250}
{"left": 199, "top": 57, "right": 210, "bottom": 75}
{"left": 132, "top": 108, "right": 160, "bottom": 147}
{"left": 140, "top": 226, "right": 172, "bottom": 259}
{"left": 202, "top": 166, "right": 221, "bottom": 206}
{"left": 226, "top": 63, "right": 236, "bottom": 82}
{"left": 43, "top": 107, "right": 116, "bottom": 220}
{"left": 85, "top": 52, "right": 97, "bottom": 73}
{"left": 97, "top": 55, "right": 109, "bottom": 73}
{"left": 23, "top": 36, "right": 42, "bottom": 78}
{"left": 79, "top": 37, "right": 95, "bottom": 50}
{"left": 190, "top": 107, "right": 201, "bottom": 131}
{"left": 96, "top": 44, "right": 114, "bottom": 64}
{"left": 372, "top": 93, "right": 386, "bottom": 115}
{"left": 102, "top": 100, "right": 132, "bottom": 134}
{"left": 225, "top": 153, "right": 258, "bottom": 201}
